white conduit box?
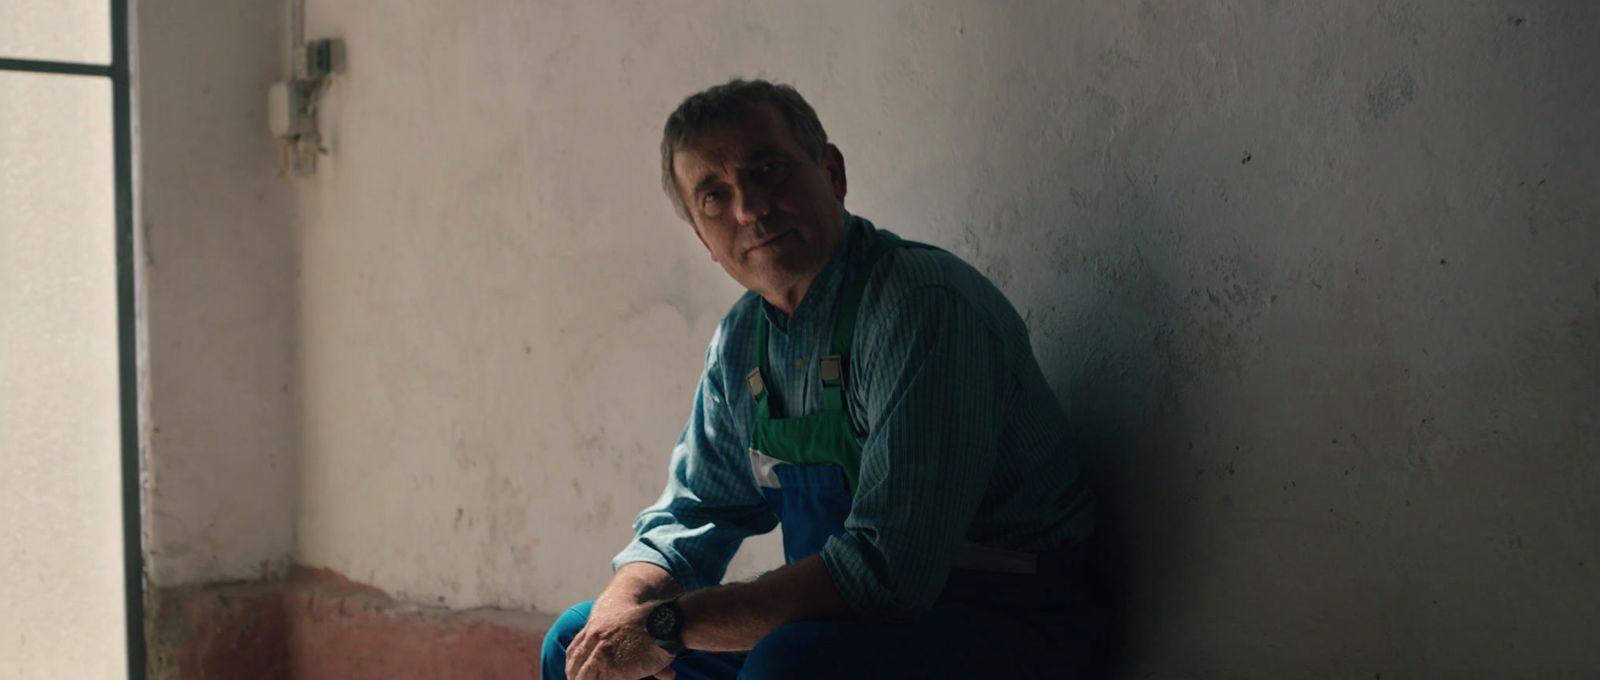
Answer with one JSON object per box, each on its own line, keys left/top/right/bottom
{"left": 268, "top": 38, "right": 342, "bottom": 175}
{"left": 267, "top": 81, "right": 307, "bottom": 138}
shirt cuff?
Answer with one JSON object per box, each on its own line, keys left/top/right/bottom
{"left": 612, "top": 538, "right": 703, "bottom": 592}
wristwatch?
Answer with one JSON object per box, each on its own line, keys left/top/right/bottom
{"left": 644, "top": 598, "right": 689, "bottom": 657}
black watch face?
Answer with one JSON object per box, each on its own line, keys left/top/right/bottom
{"left": 647, "top": 603, "right": 678, "bottom": 637}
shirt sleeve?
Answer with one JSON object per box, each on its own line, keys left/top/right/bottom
{"left": 612, "top": 328, "right": 779, "bottom": 592}
{"left": 819, "top": 284, "right": 1014, "bottom": 620}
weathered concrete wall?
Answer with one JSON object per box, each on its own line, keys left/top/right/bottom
{"left": 974, "top": 5, "right": 1600, "bottom": 677}
{"left": 138, "top": 0, "right": 299, "bottom": 587}
{"left": 292, "top": 0, "right": 779, "bottom": 618}
{"left": 284, "top": 1, "right": 1598, "bottom": 677}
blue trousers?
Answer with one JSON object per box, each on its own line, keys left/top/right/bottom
{"left": 539, "top": 597, "right": 1097, "bottom": 679}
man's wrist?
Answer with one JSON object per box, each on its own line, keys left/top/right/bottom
{"left": 644, "top": 598, "right": 689, "bottom": 657}
{"left": 605, "top": 562, "right": 682, "bottom": 606}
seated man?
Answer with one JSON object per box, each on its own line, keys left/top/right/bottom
{"left": 543, "top": 79, "right": 1102, "bottom": 680}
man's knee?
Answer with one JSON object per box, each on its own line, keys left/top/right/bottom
{"left": 739, "top": 621, "right": 861, "bottom": 680}
{"left": 540, "top": 600, "right": 595, "bottom": 672}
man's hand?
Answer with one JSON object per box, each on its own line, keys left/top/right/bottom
{"left": 567, "top": 563, "right": 682, "bottom": 680}
{"left": 566, "top": 598, "right": 678, "bottom": 680}
{"left": 568, "top": 556, "right": 851, "bottom": 675}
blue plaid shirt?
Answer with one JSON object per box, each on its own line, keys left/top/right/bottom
{"left": 614, "top": 213, "right": 1095, "bottom": 619}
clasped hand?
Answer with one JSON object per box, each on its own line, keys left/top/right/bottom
{"left": 566, "top": 600, "right": 678, "bottom": 680}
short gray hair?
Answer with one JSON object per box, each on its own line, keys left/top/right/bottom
{"left": 660, "top": 79, "right": 830, "bottom": 222}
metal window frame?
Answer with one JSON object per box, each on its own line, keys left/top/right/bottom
{"left": 0, "top": 1, "right": 146, "bottom": 678}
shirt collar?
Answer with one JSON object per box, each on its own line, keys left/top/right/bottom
{"left": 762, "top": 212, "right": 865, "bottom": 333}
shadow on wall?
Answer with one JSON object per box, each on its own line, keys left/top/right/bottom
{"left": 991, "top": 106, "right": 1216, "bottom": 677}
{"left": 1047, "top": 204, "right": 1199, "bottom": 678}
{"left": 941, "top": 10, "right": 1274, "bottom": 675}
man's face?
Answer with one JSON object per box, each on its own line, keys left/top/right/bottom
{"left": 672, "top": 103, "right": 847, "bottom": 308}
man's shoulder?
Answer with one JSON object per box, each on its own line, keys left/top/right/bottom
{"left": 858, "top": 227, "right": 1027, "bottom": 347}
{"left": 867, "top": 233, "right": 1003, "bottom": 311}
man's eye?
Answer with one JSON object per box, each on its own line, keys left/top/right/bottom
{"left": 701, "top": 191, "right": 727, "bottom": 216}
{"left": 752, "top": 162, "right": 789, "bottom": 185}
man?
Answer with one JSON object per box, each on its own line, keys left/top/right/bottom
{"left": 542, "top": 79, "right": 1101, "bottom": 680}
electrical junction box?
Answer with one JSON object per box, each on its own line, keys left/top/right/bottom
{"left": 297, "top": 39, "right": 341, "bottom": 80}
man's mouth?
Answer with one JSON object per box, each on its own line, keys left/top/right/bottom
{"left": 747, "top": 230, "right": 794, "bottom": 253}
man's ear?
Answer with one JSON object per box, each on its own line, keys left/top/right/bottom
{"left": 823, "top": 143, "right": 847, "bottom": 202}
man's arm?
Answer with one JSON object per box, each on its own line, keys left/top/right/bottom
{"left": 598, "top": 561, "right": 683, "bottom": 608}
{"left": 612, "top": 320, "right": 780, "bottom": 592}
{"left": 565, "top": 562, "right": 681, "bottom": 680}
{"left": 822, "top": 282, "right": 1011, "bottom": 618}
{"left": 675, "top": 555, "right": 851, "bottom": 652}
{"left": 570, "top": 318, "right": 782, "bottom": 678}
{"left": 567, "top": 558, "right": 848, "bottom": 678}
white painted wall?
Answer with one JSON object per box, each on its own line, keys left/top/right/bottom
{"left": 283, "top": 1, "right": 1598, "bottom": 677}
{"left": 0, "top": 72, "right": 125, "bottom": 679}
{"left": 292, "top": 0, "right": 773, "bottom": 609}
{"left": 137, "top": 0, "right": 299, "bottom": 586}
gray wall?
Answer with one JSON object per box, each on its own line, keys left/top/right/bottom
{"left": 138, "top": 0, "right": 299, "bottom": 586}
{"left": 995, "top": 3, "right": 1600, "bottom": 677}
{"left": 127, "top": 1, "right": 1594, "bottom": 677}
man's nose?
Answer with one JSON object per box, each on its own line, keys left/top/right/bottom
{"left": 733, "top": 182, "right": 771, "bottom": 226}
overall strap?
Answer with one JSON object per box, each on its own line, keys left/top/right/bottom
{"left": 820, "top": 232, "right": 939, "bottom": 409}
{"left": 828, "top": 232, "right": 907, "bottom": 359}
{"left": 750, "top": 230, "right": 938, "bottom": 414}
{"left": 749, "top": 313, "right": 772, "bottom": 419}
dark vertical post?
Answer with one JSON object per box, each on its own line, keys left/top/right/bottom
{"left": 110, "top": 0, "right": 147, "bottom": 677}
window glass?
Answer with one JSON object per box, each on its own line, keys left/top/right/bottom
{"left": 0, "top": 69, "right": 126, "bottom": 680}
{"left": 0, "top": 0, "right": 111, "bottom": 64}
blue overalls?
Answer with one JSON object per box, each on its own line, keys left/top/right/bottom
{"left": 541, "top": 232, "right": 1103, "bottom": 679}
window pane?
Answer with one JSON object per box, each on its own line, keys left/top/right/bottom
{"left": 0, "top": 0, "right": 111, "bottom": 64}
{"left": 0, "top": 70, "right": 126, "bottom": 679}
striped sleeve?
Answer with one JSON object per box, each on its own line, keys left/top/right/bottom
{"left": 612, "top": 324, "right": 779, "bottom": 592}
{"left": 819, "top": 284, "right": 1015, "bottom": 619}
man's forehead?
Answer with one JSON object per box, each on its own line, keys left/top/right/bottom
{"left": 676, "top": 105, "right": 796, "bottom": 161}
{"left": 675, "top": 143, "right": 789, "bottom": 173}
